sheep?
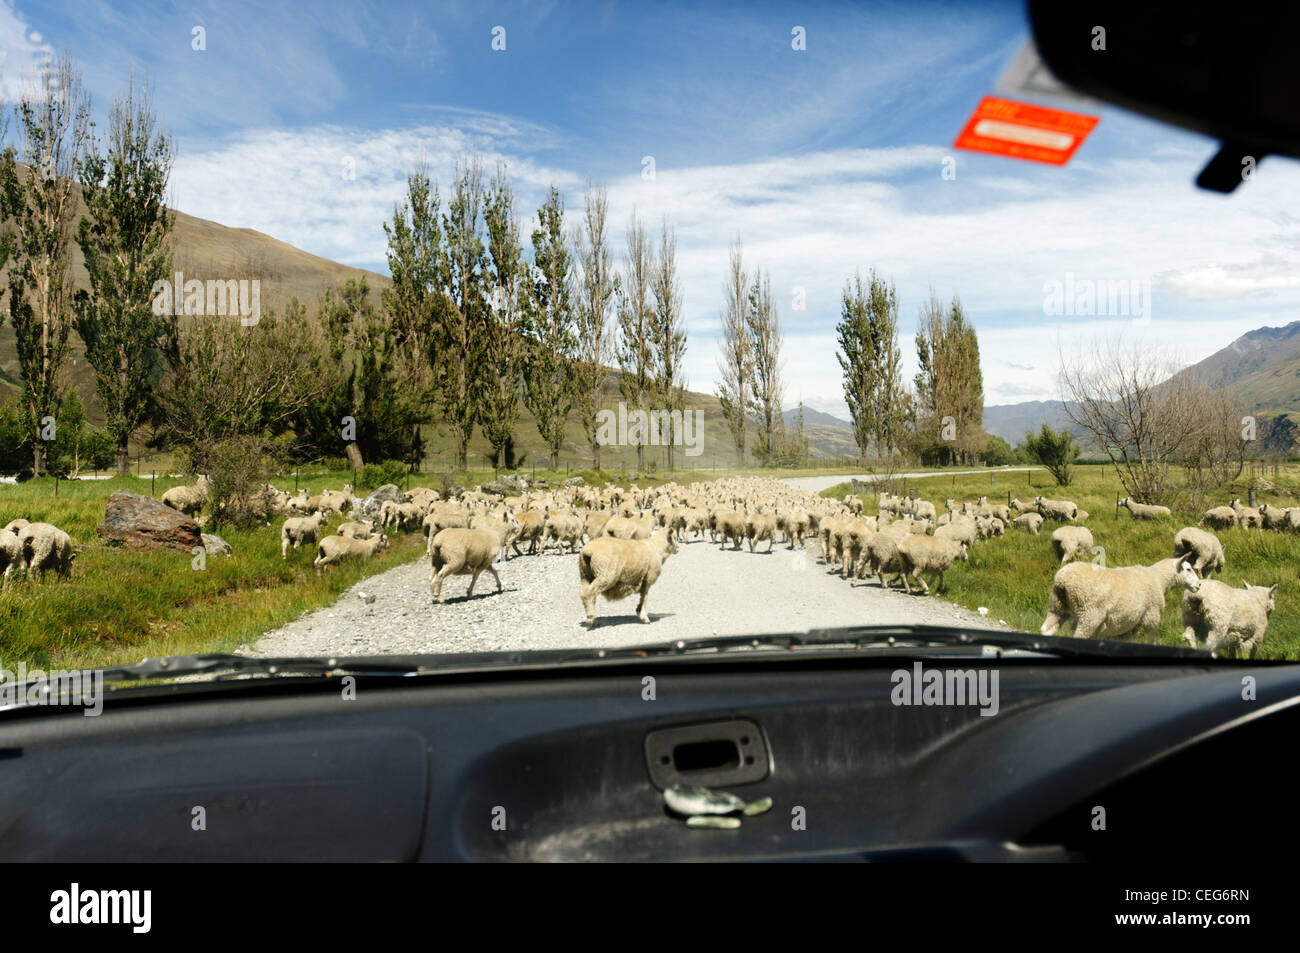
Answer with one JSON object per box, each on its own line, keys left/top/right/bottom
{"left": 1258, "top": 503, "right": 1300, "bottom": 532}
{"left": 1035, "top": 496, "right": 1078, "bottom": 521}
{"left": 603, "top": 513, "right": 656, "bottom": 541}
{"left": 313, "top": 533, "right": 389, "bottom": 573}
{"left": 744, "top": 510, "right": 778, "bottom": 553}
{"left": 583, "top": 510, "right": 612, "bottom": 544}
{"left": 4, "top": 518, "right": 29, "bottom": 534}
{"left": 1012, "top": 512, "right": 1044, "bottom": 534}
{"left": 840, "top": 519, "right": 877, "bottom": 580}
{"left": 1040, "top": 556, "right": 1200, "bottom": 643}
{"left": 1181, "top": 580, "right": 1277, "bottom": 658}
{"left": 715, "top": 511, "right": 747, "bottom": 551}
{"left": 1051, "top": 525, "right": 1094, "bottom": 565}
{"left": 897, "top": 535, "right": 969, "bottom": 595}
{"left": 1172, "top": 526, "right": 1225, "bottom": 578}
{"left": 578, "top": 529, "right": 678, "bottom": 627}
{"left": 429, "top": 528, "right": 506, "bottom": 603}
{"left": 975, "top": 516, "right": 1005, "bottom": 539}
{"left": 0, "top": 527, "right": 22, "bottom": 585}
{"left": 935, "top": 519, "right": 977, "bottom": 549}
{"left": 512, "top": 510, "right": 546, "bottom": 556}
{"left": 281, "top": 511, "right": 328, "bottom": 559}
{"left": 469, "top": 511, "right": 521, "bottom": 557}
{"left": 1010, "top": 497, "right": 1041, "bottom": 515}
{"left": 337, "top": 519, "right": 376, "bottom": 539}
{"left": 542, "top": 512, "right": 585, "bottom": 553}
{"left": 912, "top": 499, "right": 937, "bottom": 522}
{"left": 285, "top": 489, "right": 312, "bottom": 514}
{"left": 17, "top": 523, "right": 75, "bottom": 580}
{"left": 1119, "top": 497, "right": 1171, "bottom": 520}
{"left": 162, "top": 475, "right": 209, "bottom": 517}
{"left": 1200, "top": 506, "right": 1237, "bottom": 530}
{"left": 1231, "top": 498, "right": 1262, "bottom": 530}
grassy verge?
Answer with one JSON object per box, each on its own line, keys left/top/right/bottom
{"left": 819, "top": 465, "right": 1300, "bottom": 660}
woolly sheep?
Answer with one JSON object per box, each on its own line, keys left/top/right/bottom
{"left": 430, "top": 527, "right": 506, "bottom": 603}
{"left": 1040, "top": 556, "right": 1200, "bottom": 642}
{"left": 313, "top": 532, "right": 389, "bottom": 573}
{"left": 583, "top": 510, "right": 612, "bottom": 543}
{"left": 281, "top": 511, "right": 329, "bottom": 559}
{"left": 162, "top": 475, "right": 209, "bottom": 517}
{"left": 4, "top": 518, "right": 29, "bottom": 534}
{"left": 1231, "top": 498, "right": 1262, "bottom": 530}
{"left": 975, "top": 516, "right": 1005, "bottom": 539}
{"left": 1181, "top": 579, "right": 1276, "bottom": 658}
{"left": 542, "top": 512, "right": 585, "bottom": 553}
{"left": 1172, "top": 526, "right": 1225, "bottom": 577}
{"left": 578, "top": 529, "right": 678, "bottom": 627}
{"left": 935, "top": 519, "right": 977, "bottom": 548}
{"left": 337, "top": 519, "right": 376, "bottom": 539}
{"left": 0, "top": 527, "right": 22, "bottom": 585}
{"left": 897, "top": 535, "right": 968, "bottom": 595}
{"left": 1051, "top": 525, "right": 1094, "bottom": 565}
{"left": 1010, "top": 497, "right": 1041, "bottom": 515}
{"left": 840, "top": 519, "right": 877, "bottom": 580}
{"left": 1012, "top": 512, "right": 1044, "bottom": 534}
{"left": 744, "top": 510, "right": 778, "bottom": 553}
{"left": 18, "top": 523, "right": 75, "bottom": 580}
{"left": 1119, "top": 497, "right": 1171, "bottom": 520}
{"left": 1258, "top": 503, "right": 1300, "bottom": 532}
{"left": 715, "top": 511, "right": 747, "bottom": 551}
{"left": 1035, "top": 496, "right": 1078, "bottom": 521}
{"left": 1200, "top": 506, "right": 1237, "bottom": 530}
{"left": 512, "top": 510, "right": 546, "bottom": 556}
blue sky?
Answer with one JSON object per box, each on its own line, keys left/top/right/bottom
{"left": 7, "top": 0, "right": 1300, "bottom": 418}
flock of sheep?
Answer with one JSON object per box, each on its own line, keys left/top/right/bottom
{"left": 0, "top": 470, "right": 1287, "bottom": 659}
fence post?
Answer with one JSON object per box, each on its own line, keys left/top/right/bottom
{"left": 152, "top": 471, "right": 155, "bottom": 496}
{"left": 55, "top": 475, "right": 59, "bottom": 497}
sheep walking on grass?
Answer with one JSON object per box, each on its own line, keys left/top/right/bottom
{"left": 1035, "top": 496, "right": 1078, "bottom": 521}
{"left": 281, "top": 511, "right": 328, "bottom": 559}
{"left": 1051, "top": 525, "right": 1094, "bottom": 565}
{"left": 429, "top": 527, "right": 506, "bottom": 603}
{"left": 1172, "top": 526, "right": 1225, "bottom": 577}
{"left": 313, "top": 533, "right": 389, "bottom": 573}
{"left": 1231, "top": 498, "right": 1262, "bottom": 530}
{"left": 17, "top": 523, "right": 76, "bottom": 581}
{"left": 0, "top": 527, "right": 22, "bottom": 585}
{"left": 1040, "top": 557, "right": 1200, "bottom": 643}
{"left": 1181, "top": 580, "right": 1276, "bottom": 658}
{"left": 1200, "top": 506, "right": 1236, "bottom": 530}
{"left": 1012, "top": 512, "right": 1044, "bottom": 534}
{"left": 578, "top": 529, "right": 677, "bottom": 627}
{"left": 1119, "top": 497, "right": 1171, "bottom": 520}
{"left": 162, "top": 475, "right": 209, "bottom": 517}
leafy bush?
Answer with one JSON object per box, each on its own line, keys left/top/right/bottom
{"left": 357, "top": 459, "right": 409, "bottom": 491}
{"left": 1023, "top": 424, "right": 1079, "bottom": 486}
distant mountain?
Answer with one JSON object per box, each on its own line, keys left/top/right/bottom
{"left": 782, "top": 405, "right": 852, "bottom": 430}
{"left": 982, "top": 400, "right": 1077, "bottom": 445}
{"left": 1170, "top": 320, "right": 1300, "bottom": 415}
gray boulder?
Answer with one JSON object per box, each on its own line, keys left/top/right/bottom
{"left": 97, "top": 492, "right": 202, "bottom": 553}
{"left": 201, "top": 533, "right": 233, "bottom": 557}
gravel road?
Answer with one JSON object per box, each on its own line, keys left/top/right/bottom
{"left": 782, "top": 467, "right": 1042, "bottom": 495}
{"left": 244, "top": 493, "right": 1010, "bottom": 658}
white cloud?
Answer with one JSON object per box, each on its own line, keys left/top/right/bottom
{"left": 0, "top": 0, "right": 54, "bottom": 99}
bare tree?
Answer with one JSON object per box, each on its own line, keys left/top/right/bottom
{"left": 650, "top": 216, "right": 687, "bottom": 469}
{"left": 1059, "top": 338, "right": 1206, "bottom": 504}
{"left": 745, "top": 268, "right": 785, "bottom": 465}
{"left": 716, "top": 237, "right": 749, "bottom": 465}
{"left": 4, "top": 52, "right": 93, "bottom": 475}
{"left": 616, "top": 212, "right": 654, "bottom": 469}
{"left": 572, "top": 181, "right": 617, "bottom": 468}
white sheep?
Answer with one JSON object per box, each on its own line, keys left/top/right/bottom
{"left": 1050, "top": 525, "right": 1094, "bottom": 565}
{"left": 429, "top": 527, "right": 506, "bottom": 603}
{"left": 935, "top": 519, "right": 977, "bottom": 548}
{"left": 1172, "top": 526, "right": 1225, "bottom": 577}
{"left": 744, "top": 510, "right": 778, "bottom": 553}
{"left": 4, "top": 518, "right": 29, "bottom": 534}
{"left": 281, "top": 511, "right": 328, "bottom": 559}
{"left": 1035, "top": 496, "right": 1078, "bottom": 521}
{"left": 0, "top": 527, "right": 23, "bottom": 585}
{"left": 1231, "top": 498, "right": 1262, "bottom": 530}
{"left": 337, "top": 519, "right": 376, "bottom": 539}
{"left": 1200, "top": 506, "right": 1237, "bottom": 530}
{"left": 313, "top": 533, "right": 389, "bottom": 573}
{"left": 897, "top": 535, "right": 968, "bottom": 595}
{"left": 1119, "top": 497, "right": 1171, "bottom": 520}
{"left": 603, "top": 513, "right": 656, "bottom": 541}
{"left": 161, "top": 475, "right": 209, "bottom": 517}
{"left": 1012, "top": 512, "right": 1044, "bottom": 534}
{"left": 18, "top": 522, "right": 75, "bottom": 580}
{"left": 1258, "top": 503, "right": 1300, "bottom": 532}
{"left": 1181, "top": 580, "right": 1276, "bottom": 658}
{"left": 542, "top": 512, "right": 585, "bottom": 553}
{"left": 1010, "top": 497, "right": 1041, "bottom": 515}
{"left": 1040, "top": 556, "right": 1200, "bottom": 642}
{"left": 578, "top": 529, "right": 678, "bottom": 626}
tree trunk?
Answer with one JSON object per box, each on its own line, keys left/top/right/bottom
{"left": 116, "top": 436, "right": 130, "bottom": 477}
{"left": 345, "top": 442, "right": 364, "bottom": 471}
{"left": 550, "top": 449, "right": 558, "bottom": 470}
{"left": 497, "top": 444, "right": 506, "bottom": 469}
{"left": 33, "top": 442, "right": 45, "bottom": 477}
{"left": 637, "top": 443, "right": 644, "bottom": 469}
{"left": 457, "top": 437, "right": 468, "bottom": 471}
{"left": 593, "top": 441, "right": 601, "bottom": 470}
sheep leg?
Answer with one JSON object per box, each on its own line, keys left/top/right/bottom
{"left": 431, "top": 566, "right": 452, "bottom": 603}
{"left": 636, "top": 582, "right": 650, "bottom": 623}
{"left": 1040, "top": 612, "right": 1062, "bottom": 636}
{"left": 487, "top": 564, "right": 503, "bottom": 594}
{"left": 1181, "top": 625, "right": 1200, "bottom": 649}
{"left": 581, "top": 582, "right": 600, "bottom": 627}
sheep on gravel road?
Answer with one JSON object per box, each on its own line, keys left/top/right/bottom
{"left": 1040, "top": 556, "right": 1200, "bottom": 642}
{"left": 1172, "top": 526, "right": 1225, "bottom": 577}
{"left": 1181, "top": 579, "right": 1276, "bottom": 658}
{"left": 430, "top": 527, "right": 507, "bottom": 604}
{"left": 578, "top": 529, "right": 678, "bottom": 627}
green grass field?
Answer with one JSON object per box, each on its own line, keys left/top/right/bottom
{"left": 821, "top": 465, "right": 1300, "bottom": 660}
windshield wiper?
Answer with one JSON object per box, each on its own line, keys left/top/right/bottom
{"left": 96, "top": 653, "right": 435, "bottom": 684}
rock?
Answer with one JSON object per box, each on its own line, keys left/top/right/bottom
{"left": 479, "top": 480, "right": 516, "bottom": 497}
{"left": 352, "top": 484, "right": 404, "bottom": 521}
{"left": 358, "top": 591, "right": 376, "bottom": 605}
{"left": 628, "top": 471, "right": 640, "bottom": 481}
{"left": 97, "top": 491, "right": 202, "bottom": 553}
{"left": 563, "top": 476, "right": 585, "bottom": 487}
{"left": 201, "top": 533, "right": 233, "bottom": 557}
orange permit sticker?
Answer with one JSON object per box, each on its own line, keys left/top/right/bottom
{"left": 954, "top": 96, "right": 1099, "bottom": 166}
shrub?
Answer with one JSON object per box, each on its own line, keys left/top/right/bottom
{"left": 1023, "top": 424, "right": 1079, "bottom": 486}
{"left": 357, "top": 459, "right": 409, "bottom": 491}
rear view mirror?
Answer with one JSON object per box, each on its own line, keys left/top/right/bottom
{"left": 1027, "top": 2, "right": 1300, "bottom": 192}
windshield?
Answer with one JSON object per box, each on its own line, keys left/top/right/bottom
{"left": 0, "top": 0, "right": 1294, "bottom": 692}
